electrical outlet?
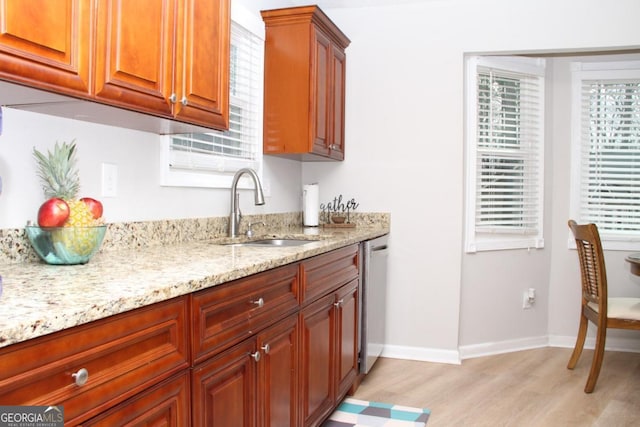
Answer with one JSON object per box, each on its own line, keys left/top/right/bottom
{"left": 522, "top": 288, "right": 536, "bottom": 309}
{"left": 523, "top": 292, "right": 533, "bottom": 309}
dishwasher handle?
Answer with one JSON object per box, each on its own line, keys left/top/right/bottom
{"left": 370, "top": 244, "right": 388, "bottom": 253}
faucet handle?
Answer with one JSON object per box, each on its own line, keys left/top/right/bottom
{"left": 247, "top": 221, "right": 266, "bottom": 238}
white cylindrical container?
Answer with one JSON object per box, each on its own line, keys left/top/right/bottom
{"left": 303, "top": 183, "right": 319, "bottom": 227}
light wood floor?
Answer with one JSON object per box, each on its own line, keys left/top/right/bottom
{"left": 351, "top": 347, "right": 640, "bottom": 426}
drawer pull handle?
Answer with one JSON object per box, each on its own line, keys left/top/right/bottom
{"left": 261, "top": 343, "right": 270, "bottom": 354}
{"left": 251, "top": 297, "right": 264, "bottom": 308}
{"left": 250, "top": 351, "right": 261, "bottom": 362}
{"left": 334, "top": 299, "right": 344, "bottom": 308}
{"left": 72, "top": 368, "right": 89, "bottom": 386}
{"left": 181, "top": 96, "right": 188, "bottom": 106}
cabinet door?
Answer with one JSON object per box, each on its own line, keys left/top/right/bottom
{"left": 257, "top": 314, "right": 299, "bottom": 427}
{"left": 335, "top": 280, "right": 359, "bottom": 400}
{"left": 173, "top": 0, "right": 230, "bottom": 129}
{"left": 0, "top": 0, "right": 93, "bottom": 95}
{"left": 312, "top": 28, "right": 331, "bottom": 157}
{"left": 329, "top": 44, "right": 346, "bottom": 160}
{"left": 94, "top": 0, "right": 175, "bottom": 116}
{"left": 300, "top": 293, "right": 336, "bottom": 427}
{"left": 82, "top": 372, "right": 191, "bottom": 426}
{"left": 192, "top": 339, "right": 257, "bottom": 427}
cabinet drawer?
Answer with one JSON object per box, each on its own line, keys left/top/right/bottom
{"left": 191, "top": 263, "right": 299, "bottom": 364}
{"left": 0, "top": 297, "right": 189, "bottom": 426}
{"left": 301, "top": 244, "right": 359, "bottom": 305}
{"left": 82, "top": 371, "right": 191, "bottom": 426}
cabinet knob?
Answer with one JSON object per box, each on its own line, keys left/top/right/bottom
{"left": 169, "top": 93, "right": 177, "bottom": 103}
{"left": 261, "top": 343, "right": 270, "bottom": 354}
{"left": 72, "top": 368, "right": 89, "bottom": 386}
{"left": 181, "top": 96, "right": 188, "bottom": 106}
{"left": 251, "top": 297, "right": 264, "bottom": 308}
{"left": 334, "top": 299, "right": 344, "bottom": 308}
{"left": 250, "top": 351, "right": 261, "bottom": 362}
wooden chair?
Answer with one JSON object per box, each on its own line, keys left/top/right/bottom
{"left": 567, "top": 220, "right": 640, "bottom": 393}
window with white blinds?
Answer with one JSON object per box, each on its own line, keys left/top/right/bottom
{"left": 570, "top": 61, "right": 640, "bottom": 249}
{"left": 465, "top": 56, "right": 546, "bottom": 252}
{"left": 160, "top": 15, "right": 263, "bottom": 188}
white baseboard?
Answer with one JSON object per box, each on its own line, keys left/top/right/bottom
{"left": 381, "top": 344, "right": 461, "bottom": 365}
{"left": 548, "top": 334, "right": 640, "bottom": 353}
{"left": 379, "top": 335, "right": 640, "bottom": 366}
{"left": 459, "top": 336, "right": 549, "bottom": 360}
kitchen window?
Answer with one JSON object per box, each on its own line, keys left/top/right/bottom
{"left": 569, "top": 61, "right": 640, "bottom": 250}
{"left": 464, "top": 56, "right": 546, "bottom": 253}
{"left": 160, "top": 7, "right": 263, "bottom": 188}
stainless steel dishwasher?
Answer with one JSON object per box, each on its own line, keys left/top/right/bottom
{"left": 359, "top": 234, "right": 389, "bottom": 374}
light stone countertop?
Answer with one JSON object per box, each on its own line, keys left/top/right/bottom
{"left": 0, "top": 225, "right": 388, "bottom": 349}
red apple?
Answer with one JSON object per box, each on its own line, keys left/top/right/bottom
{"left": 80, "top": 197, "right": 103, "bottom": 219}
{"left": 38, "top": 198, "right": 70, "bottom": 227}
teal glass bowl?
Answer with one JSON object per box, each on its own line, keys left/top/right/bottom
{"left": 25, "top": 225, "right": 107, "bottom": 265}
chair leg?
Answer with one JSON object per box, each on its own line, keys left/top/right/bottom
{"left": 567, "top": 313, "right": 588, "bottom": 369}
{"left": 584, "top": 322, "right": 607, "bottom": 393}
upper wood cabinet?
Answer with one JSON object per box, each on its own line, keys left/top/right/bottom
{"left": 0, "top": 0, "right": 93, "bottom": 96}
{"left": 261, "top": 6, "right": 350, "bottom": 161}
{"left": 94, "top": 0, "right": 175, "bottom": 116}
{"left": 0, "top": 0, "right": 230, "bottom": 132}
{"left": 95, "top": 0, "right": 230, "bottom": 129}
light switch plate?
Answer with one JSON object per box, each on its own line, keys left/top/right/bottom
{"left": 101, "top": 163, "right": 118, "bottom": 197}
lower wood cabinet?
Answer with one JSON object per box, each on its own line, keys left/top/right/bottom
{"left": 0, "top": 244, "right": 361, "bottom": 427}
{"left": 191, "top": 244, "right": 359, "bottom": 427}
{"left": 300, "top": 279, "right": 359, "bottom": 427}
{"left": 257, "top": 314, "right": 300, "bottom": 427}
{"left": 335, "top": 279, "right": 359, "bottom": 401}
{"left": 191, "top": 313, "right": 299, "bottom": 427}
{"left": 300, "top": 293, "right": 336, "bottom": 426}
{"left": 82, "top": 371, "right": 191, "bottom": 426}
{"left": 191, "top": 338, "right": 257, "bottom": 427}
{"left": 0, "top": 296, "right": 189, "bottom": 426}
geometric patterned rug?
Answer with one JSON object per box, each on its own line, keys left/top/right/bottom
{"left": 322, "top": 397, "right": 430, "bottom": 427}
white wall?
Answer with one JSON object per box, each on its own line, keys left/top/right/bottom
{"left": 301, "top": 0, "right": 640, "bottom": 361}
{"left": 0, "top": 108, "right": 302, "bottom": 228}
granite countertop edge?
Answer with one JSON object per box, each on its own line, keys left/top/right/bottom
{"left": 0, "top": 225, "right": 388, "bottom": 349}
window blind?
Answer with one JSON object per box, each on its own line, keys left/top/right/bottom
{"left": 475, "top": 67, "right": 544, "bottom": 233}
{"left": 465, "top": 56, "right": 545, "bottom": 252}
{"left": 578, "top": 79, "right": 640, "bottom": 236}
{"left": 169, "top": 22, "right": 262, "bottom": 174}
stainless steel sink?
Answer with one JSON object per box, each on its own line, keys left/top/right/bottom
{"left": 223, "top": 238, "right": 316, "bottom": 247}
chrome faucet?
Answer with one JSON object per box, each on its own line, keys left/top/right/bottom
{"left": 229, "top": 168, "right": 265, "bottom": 238}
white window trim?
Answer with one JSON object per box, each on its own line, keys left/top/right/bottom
{"left": 464, "top": 55, "right": 546, "bottom": 253}
{"left": 160, "top": 2, "right": 264, "bottom": 190}
{"left": 569, "top": 60, "right": 640, "bottom": 251}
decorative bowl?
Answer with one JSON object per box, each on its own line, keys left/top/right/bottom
{"left": 25, "top": 225, "right": 107, "bottom": 265}
{"left": 332, "top": 215, "right": 346, "bottom": 224}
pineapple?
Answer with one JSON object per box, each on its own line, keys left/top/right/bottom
{"left": 33, "top": 141, "right": 102, "bottom": 256}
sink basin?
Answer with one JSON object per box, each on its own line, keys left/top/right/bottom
{"left": 224, "top": 238, "right": 316, "bottom": 248}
